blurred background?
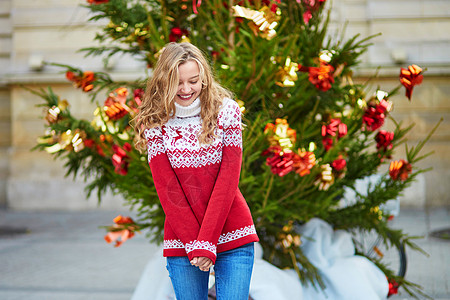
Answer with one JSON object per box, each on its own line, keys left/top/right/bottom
{"left": 0, "top": 1, "right": 449, "bottom": 300}
{"left": 0, "top": 0, "right": 449, "bottom": 211}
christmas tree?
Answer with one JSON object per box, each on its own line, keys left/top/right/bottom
{"left": 33, "top": 0, "right": 439, "bottom": 298}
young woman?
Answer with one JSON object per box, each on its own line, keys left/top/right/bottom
{"left": 134, "top": 42, "right": 259, "bottom": 300}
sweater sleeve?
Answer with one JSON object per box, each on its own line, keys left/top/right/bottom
{"left": 188, "top": 99, "right": 243, "bottom": 264}
{"left": 145, "top": 126, "right": 200, "bottom": 250}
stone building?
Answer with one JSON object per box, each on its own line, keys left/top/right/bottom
{"left": 1, "top": 0, "right": 449, "bottom": 210}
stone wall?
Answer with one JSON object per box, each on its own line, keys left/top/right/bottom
{"left": 329, "top": 0, "right": 450, "bottom": 207}
{"left": 0, "top": 0, "right": 12, "bottom": 208}
{"left": 330, "top": 0, "right": 450, "bottom": 67}
{"left": 360, "top": 74, "right": 450, "bottom": 207}
{"left": 4, "top": 0, "right": 132, "bottom": 210}
{"left": 2, "top": 0, "right": 450, "bottom": 210}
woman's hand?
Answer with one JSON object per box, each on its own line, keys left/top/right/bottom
{"left": 190, "top": 256, "right": 213, "bottom": 272}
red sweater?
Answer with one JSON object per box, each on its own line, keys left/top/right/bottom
{"left": 144, "top": 98, "right": 259, "bottom": 264}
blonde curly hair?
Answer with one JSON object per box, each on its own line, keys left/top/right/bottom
{"left": 134, "top": 42, "right": 233, "bottom": 152}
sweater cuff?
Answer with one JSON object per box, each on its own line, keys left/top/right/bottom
{"left": 186, "top": 240, "right": 217, "bottom": 264}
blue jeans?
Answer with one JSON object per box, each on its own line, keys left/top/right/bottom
{"left": 166, "top": 242, "right": 254, "bottom": 300}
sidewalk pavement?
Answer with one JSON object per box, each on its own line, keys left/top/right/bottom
{"left": 0, "top": 208, "right": 448, "bottom": 300}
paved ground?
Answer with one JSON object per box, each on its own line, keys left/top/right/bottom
{"left": 0, "top": 208, "right": 448, "bottom": 300}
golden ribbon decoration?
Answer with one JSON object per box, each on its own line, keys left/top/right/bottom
{"left": 232, "top": 5, "right": 280, "bottom": 40}
{"left": 275, "top": 57, "right": 299, "bottom": 87}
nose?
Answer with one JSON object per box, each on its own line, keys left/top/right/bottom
{"left": 180, "top": 82, "right": 190, "bottom": 93}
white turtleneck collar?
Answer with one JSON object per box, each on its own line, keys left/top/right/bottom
{"left": 174, "top": 97, "right": 201, "bottom": 118}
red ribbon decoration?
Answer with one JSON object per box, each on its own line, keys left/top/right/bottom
{"left": 389, "top": 159, "right": 412, "bottom": 181}
{"left": 399, "top": 64, "right": 423, "bottom": 100}
{"left": 192, "top": 0, "right": 202, "bottom": 14}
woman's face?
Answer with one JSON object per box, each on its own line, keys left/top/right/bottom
{"left": 175, "top": 60, "right": 202, "bottom": 107}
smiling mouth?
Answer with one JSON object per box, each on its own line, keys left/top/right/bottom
{"left": 178, "top": 93, "right": 194, "bottom": 100}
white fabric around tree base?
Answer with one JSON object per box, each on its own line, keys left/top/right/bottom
{"left": 131, "top": 218, "right": 389, "bottom": 300}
